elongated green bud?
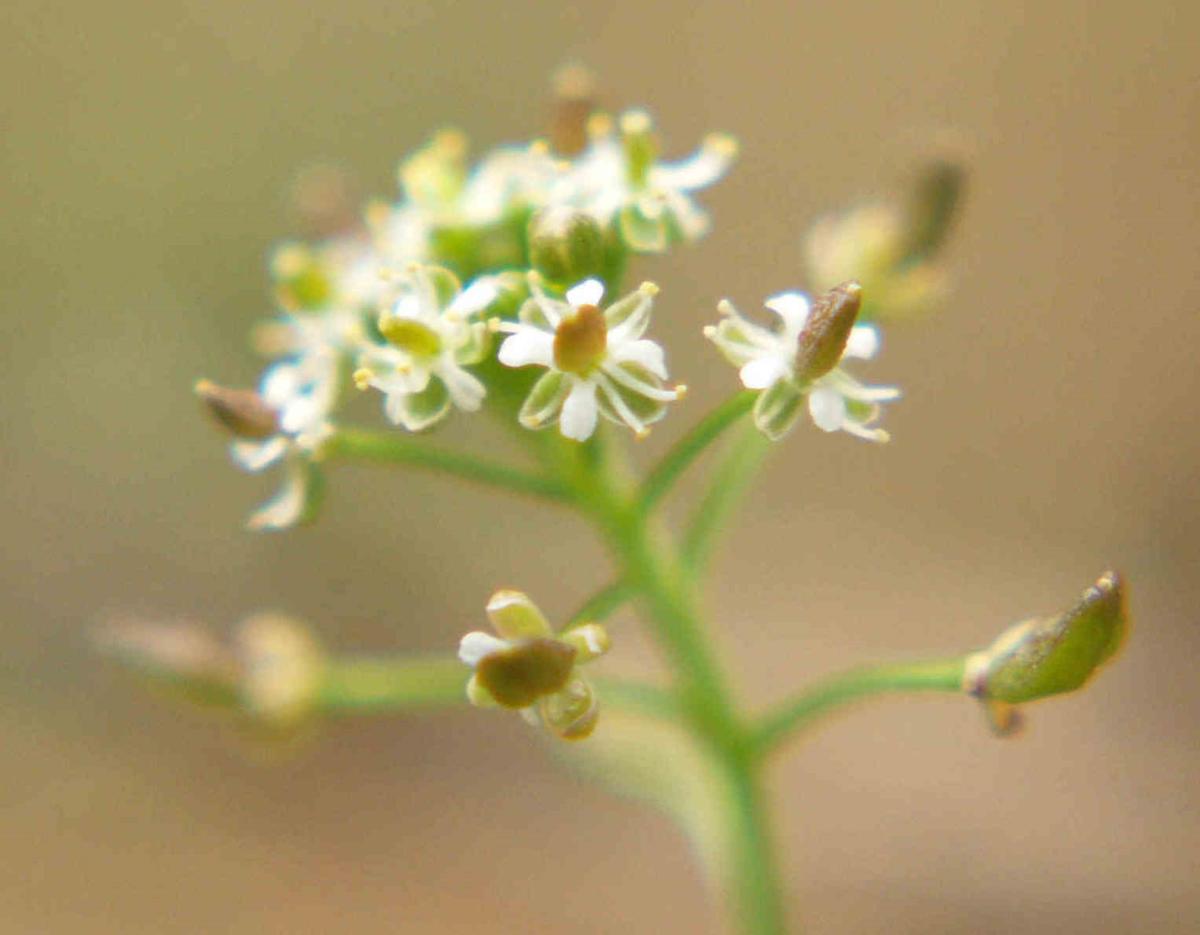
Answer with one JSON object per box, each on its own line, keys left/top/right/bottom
{"left": 964, "top": 571, "right": 1128, "bottom": 706}
{"left": 900, "top": 157, "right": 967, "bottom": 263}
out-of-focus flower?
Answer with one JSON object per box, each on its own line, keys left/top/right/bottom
{"left": 558, "top": 110, "right": 737, "bottom": 252}
{"left": 353, "top": 264, "right": 497, "bottom": 431}
{"left": 706, "top": 281, "right": 898, "bottom": 441}
{"left": 497, "top": 275, "right": 684, "bottom": 441}
{"left": 803, "top": 158, "right": 966, "bottom": 321}
{"left": 459, "top": 590, "right": 610, "bottom": 740}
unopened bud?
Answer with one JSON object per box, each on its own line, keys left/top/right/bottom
{"left": 900, "top": 156, "right": 967, "bottom": 263}
{"left": 795, "top": 281, "right": 863, "bottom": 383}
{"left": 528, "top": 207, "right": 605, "bottom": 285}
{"left": 195, "top": 380, "right": 280, "bottom": 439}
{"left": 475, "top": 638, "right": 577, "bottom": 709}
{"left": 236, "top": 613, "right": 325, "bottom": 727}
{"left": 964, "top": 571, "right": 1128, "bottom": 706}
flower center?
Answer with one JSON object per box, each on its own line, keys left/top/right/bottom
{"left": 553, "top": 303, "right": 608, "bottom": 376}
{"left": 380, "top": 317, "right": 442, "bottom": 359}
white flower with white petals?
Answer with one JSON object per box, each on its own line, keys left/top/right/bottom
{"left": 557, "top": 110, "right": 737, "bottom": 252}
{"left": 353, "top": 265, "right": 496, "bottom": 431}
{"left": 219, "top": 309, "right": 359, "bottom": 531}
{"left": 706, "top": 282, "right": 900, "bottom": 442}
{"left": 496, "top": 275, "right": 685, "bottom": 442}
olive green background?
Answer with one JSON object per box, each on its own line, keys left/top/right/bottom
{"left": 2, "top": 1, "right": 1198, "bottom": 932}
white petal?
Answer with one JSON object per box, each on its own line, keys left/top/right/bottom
{"left": 498, "top": 329, "right": 554, "bottom": 368}
{"left": 230, "top": 437, "right": 288, "bottom": 472}
{"left": 807, "top": 386, "right": 847, "bottom": 432}
{"left": 246, "top": 458, "right": 308, "bottom": 531}
{"left": 609, "top": 338, "right": 667, "bottom": 379}
{"left": 449, "top": 277, "right": 499, "bottom": 317}
{"left": 458, "top": 631, "right": 509, "bottom": 668}
{"left": 438, "top": 363, "right": 487, "bottom": 411}
{"left": 566, "top": 278, "right": 605, "bottom": 308}
{"left": 739, "top": 355, "right": 789, "bottom": 390}
{"left": 559, "top": 379, "right": 599, "bottom": 441}
{"left": 844, "top": 325, "right": 880, "bottom": 360}
{"left": 764, "top": 293, "right": 811, "bottom": 337}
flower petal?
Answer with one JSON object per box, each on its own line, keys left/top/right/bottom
{"left": 566, "top": 278, "right": 605, "bottom": 308}
{"left": 807, "top": 386, "right": 847, "bottom": 432}
{"left": 764, "top": 292, "right": 811, "bottom": 338}
{"left": 560, "top": 379, "right": 599, "bottom": 441}
{"left": 498, "top": 328, "right": 554, "bottom": 368}
{"left": 458, "top": 631, "right": 509, "bottom": 668}
{"left": 609, "top": 337, "right": 667, "bottom": 379}
{"left": 231, "top": 436, "right": 288, "bottom": 472}
{"left": 738, "top": 355, "right": 789, "bottom": 390}
{"left": 843, "top": 324, "right": 880, "bottom": 360}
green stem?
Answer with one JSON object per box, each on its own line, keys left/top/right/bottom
{"left": 568, "top": 579, "right": 634, "bottom": 625}
{"left": 562, "top": 445, "right": 786, "bottom": 933}
{"left": 320, "top": 656, "right": 467, "bottom": 713}
{"left": 683, "top": 423, "right": 772, "bottom": 574}
{"left": 328, "top": 427, "right": 572, "bottom": 503}
{"left": 319, "top": 655, "right": 679, "bottom": 724}
{"left": 754, "top": 657, "right": 967, "bottom": 754}
{"left": 639, "top": 392, "right": 756, "bottom": 512}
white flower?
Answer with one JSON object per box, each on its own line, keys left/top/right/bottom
{"left": 556, "top": 110, "right": 737, "bottom": 252}
{"left": 221, "top": 309, "right": 359, "bottom": 531}
{"left": 496, "top": 276, "right": 685, "bottom": 442}
{"left": 459, "top": 590, "right": 610, "bottom": 741}
{"left": 705, "top": 283, "right": 900, "bottom": 442}
{"left": 353, "top": 264, "right": 496, "bottom": 431}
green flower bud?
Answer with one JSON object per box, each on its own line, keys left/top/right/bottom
{"left": 194, "top": 380, "right": 280, "bottom": 440}
{"left": 964, "top": 571, "right": 1128, "bottom": 706}
{"left": 528, "top": 207, "right": 605, "bottom": 285}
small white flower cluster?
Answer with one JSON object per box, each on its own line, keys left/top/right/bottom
{"left": 201, "top": 100, "right": 732, "bottom": 529}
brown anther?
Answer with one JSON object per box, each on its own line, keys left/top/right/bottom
{"left": 476, "top": 638, "right": 577, "bottom": 709}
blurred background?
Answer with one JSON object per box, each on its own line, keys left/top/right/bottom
{"left": 2, "top": 1, "right": 1198, "bottom": 932}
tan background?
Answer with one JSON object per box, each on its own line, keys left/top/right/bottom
{"left": 2, "top": 1, "right": 1198, "bottom": 932}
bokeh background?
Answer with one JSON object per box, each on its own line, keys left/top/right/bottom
{"left": 3, "top": 1, "right": 1198, "bottom": 932}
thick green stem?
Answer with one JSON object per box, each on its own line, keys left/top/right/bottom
{"left": 639, "top": 391, "right": 756, "bottom": 512}
{"left": 754, "top": 658, "right": 966, "bottom": 754}
{"left": 328, "top": 427, "right": 572, "bottom": 503}
{"left": 562, "top": 444, "right": 786, "bottom": 933}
